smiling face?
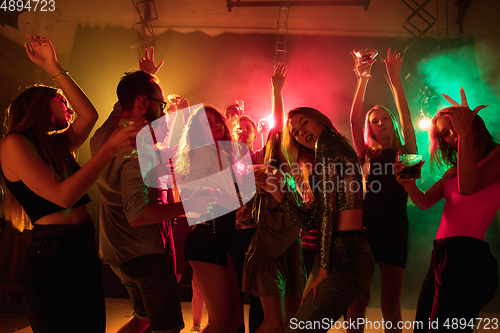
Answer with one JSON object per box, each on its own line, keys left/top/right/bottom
{"left": 288, "top": 113, "right": 324, "bottom": 150}
{"left": 435, "top": 114, "right": 458, "bottom": 148}
{"left": 367, "top": 107, "right": 393, "bottom": 141}
{"left": 49, "top": 95, "right": 73, "bottom": 130}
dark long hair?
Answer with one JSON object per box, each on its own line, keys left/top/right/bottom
{"left": 2, "top": 85, "right": 78, "bottom": 231}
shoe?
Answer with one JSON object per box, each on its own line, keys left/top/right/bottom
{"left": 190, "top": 324, "right": 203, "bottom": 333}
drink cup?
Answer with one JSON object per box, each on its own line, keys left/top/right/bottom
{"left": 397, "top": 154, "right": 423, "bottom": 179}
{"left": 250, "top": 164, "right": 268, "bottom": 193}
{"left": 235, "top": 100, "right": 245, "bottom": 113}
{"left": 354, "top": 48, "right": 378, "bottom": 65}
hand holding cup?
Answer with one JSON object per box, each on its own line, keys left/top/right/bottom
{"left": 396, "top": 153, "right": 424, "bottom": 179}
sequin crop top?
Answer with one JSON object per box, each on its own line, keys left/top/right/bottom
{"left": 280, "top": 127, "right": 363, "bottom": 269}
{"left": 2, "top": 171, "right": 91, "bottom": 223}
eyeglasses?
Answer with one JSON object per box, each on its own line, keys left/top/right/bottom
{"left": 148, "top": 97, "right": 169, "bottom": 112}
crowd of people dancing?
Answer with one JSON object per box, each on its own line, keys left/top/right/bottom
{"left": 1, "top": 34, "right": 499, "bottom": 333}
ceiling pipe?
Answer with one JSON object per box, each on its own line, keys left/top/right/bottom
{"left": 227, "top": 0, "right": 371, "bottom": 12}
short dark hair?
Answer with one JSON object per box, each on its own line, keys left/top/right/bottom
{"left": 117, "top": 71, "right": 159, "bottom": 111}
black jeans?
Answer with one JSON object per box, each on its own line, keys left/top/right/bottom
{"left": 111, "top": 253, "right": 184, "bottom": 332}
{"left": 284, "top": 231, "right": 374, "bottom": 333}
{"left": 414, "top": 236, "right": 498, "bottom": 333}
{"left": 21, "top": 220, "right": 105, "bottom": 333}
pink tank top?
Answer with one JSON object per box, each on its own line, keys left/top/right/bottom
{"left": 437, "top": 176, "right": 500, "bottom": 240}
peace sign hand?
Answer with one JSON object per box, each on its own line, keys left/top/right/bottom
{"left": 442, "top": 87, "right": 488, "bottom": 116}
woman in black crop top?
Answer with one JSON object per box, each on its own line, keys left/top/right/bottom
{"left": 348, "top": 49, "right": 418, "bottom": 333}
{"left": 0, "top": 35, "right": 141, "bottom": 333}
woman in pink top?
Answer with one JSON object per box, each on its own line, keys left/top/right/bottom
{"left": 395, "top": 88, "right": 499, "bottom": 332}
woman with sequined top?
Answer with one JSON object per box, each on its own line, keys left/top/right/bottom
{"left": 258, "top": 107, "right": 374, "bottom": 332}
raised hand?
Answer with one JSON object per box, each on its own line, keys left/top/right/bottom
{"left": 257, "top": 118, "right": 270, "bottom": 133}
{"left": 139, "top": 47, "right": 164, "bottom": 75}
{"left": 24, "top": 34, "right": 59, "bottom": 73}
{"left": 350, "top": 50, "right": 375, "bottom": 78}
{"left": 443, "top": 107, "right": 477, "bottom": 137}
{"left": 442, "top": 87, "right": 488, "bottom": 116}
{"left": 176, "top": 96, "right": 189, "bottom": 110}
{"left": 384, "top": 48, "right": 403, "bottom": 84}
{"left": 272, "top": 63, "right": 288, "bottom": 93}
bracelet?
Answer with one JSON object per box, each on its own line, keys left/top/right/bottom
{"left": 52, "top": 70, "right": 69, "bottom": 80}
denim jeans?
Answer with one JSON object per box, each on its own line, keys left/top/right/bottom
{"left": 414, "top": 236, "right": 498, "bottom": 333}
{"left": 20, "top": 220, "right": 105, "bottom": 333}
{"left": 285, "top": 230, "right": 374, "bottom": 333}
{"left": 111, "top": 253, "right": 184, "bottom": 333}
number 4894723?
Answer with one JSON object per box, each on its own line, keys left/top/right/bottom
{"left": 0, "top": 0, "right": 56, "bottom": 12}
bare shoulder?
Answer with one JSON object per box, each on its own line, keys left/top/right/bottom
{"left": 1, "top": 133, "right": 26, "bottom": 146}
{"left": 0, "top": 134, "right": 36, "bottom": 180}
{"left": 441, "top": 166, "right": 456, "bottom": 181}
{"left": 1, "top": 133, "right": 35, "bottom": 158}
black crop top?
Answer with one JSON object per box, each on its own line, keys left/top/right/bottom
{"left": 2, "top": 171, "right": 91, "bottom": 223}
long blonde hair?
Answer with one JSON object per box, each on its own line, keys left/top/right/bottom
{"left": 1, "top": 85, "right": 78, "bottom": 231}
{"left": 175, "top": 105, "right": 233, "bottom": 178}
{"left": 361, "top": 105, "right": 406, "bottom": 181}
{"left": 363, "top": 105, "right": 405, "bottom": 154}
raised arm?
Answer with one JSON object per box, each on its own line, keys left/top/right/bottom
{"left": 25, "top": 35, "right": 98, "bottom": 151}
{"left": 271, "top": 63, "right": 288, "bottom": 130}
{"left": 139, "top": 47, "right": 164, "bottom": 75}
{"left": 384, "top": 48, "right": 417, "bottom": 153}
{"left": 349, "top": 51, "right": 373, "bottom": 158}
{"left": 441, "top": 91, "right": 500, "bottom": 194}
